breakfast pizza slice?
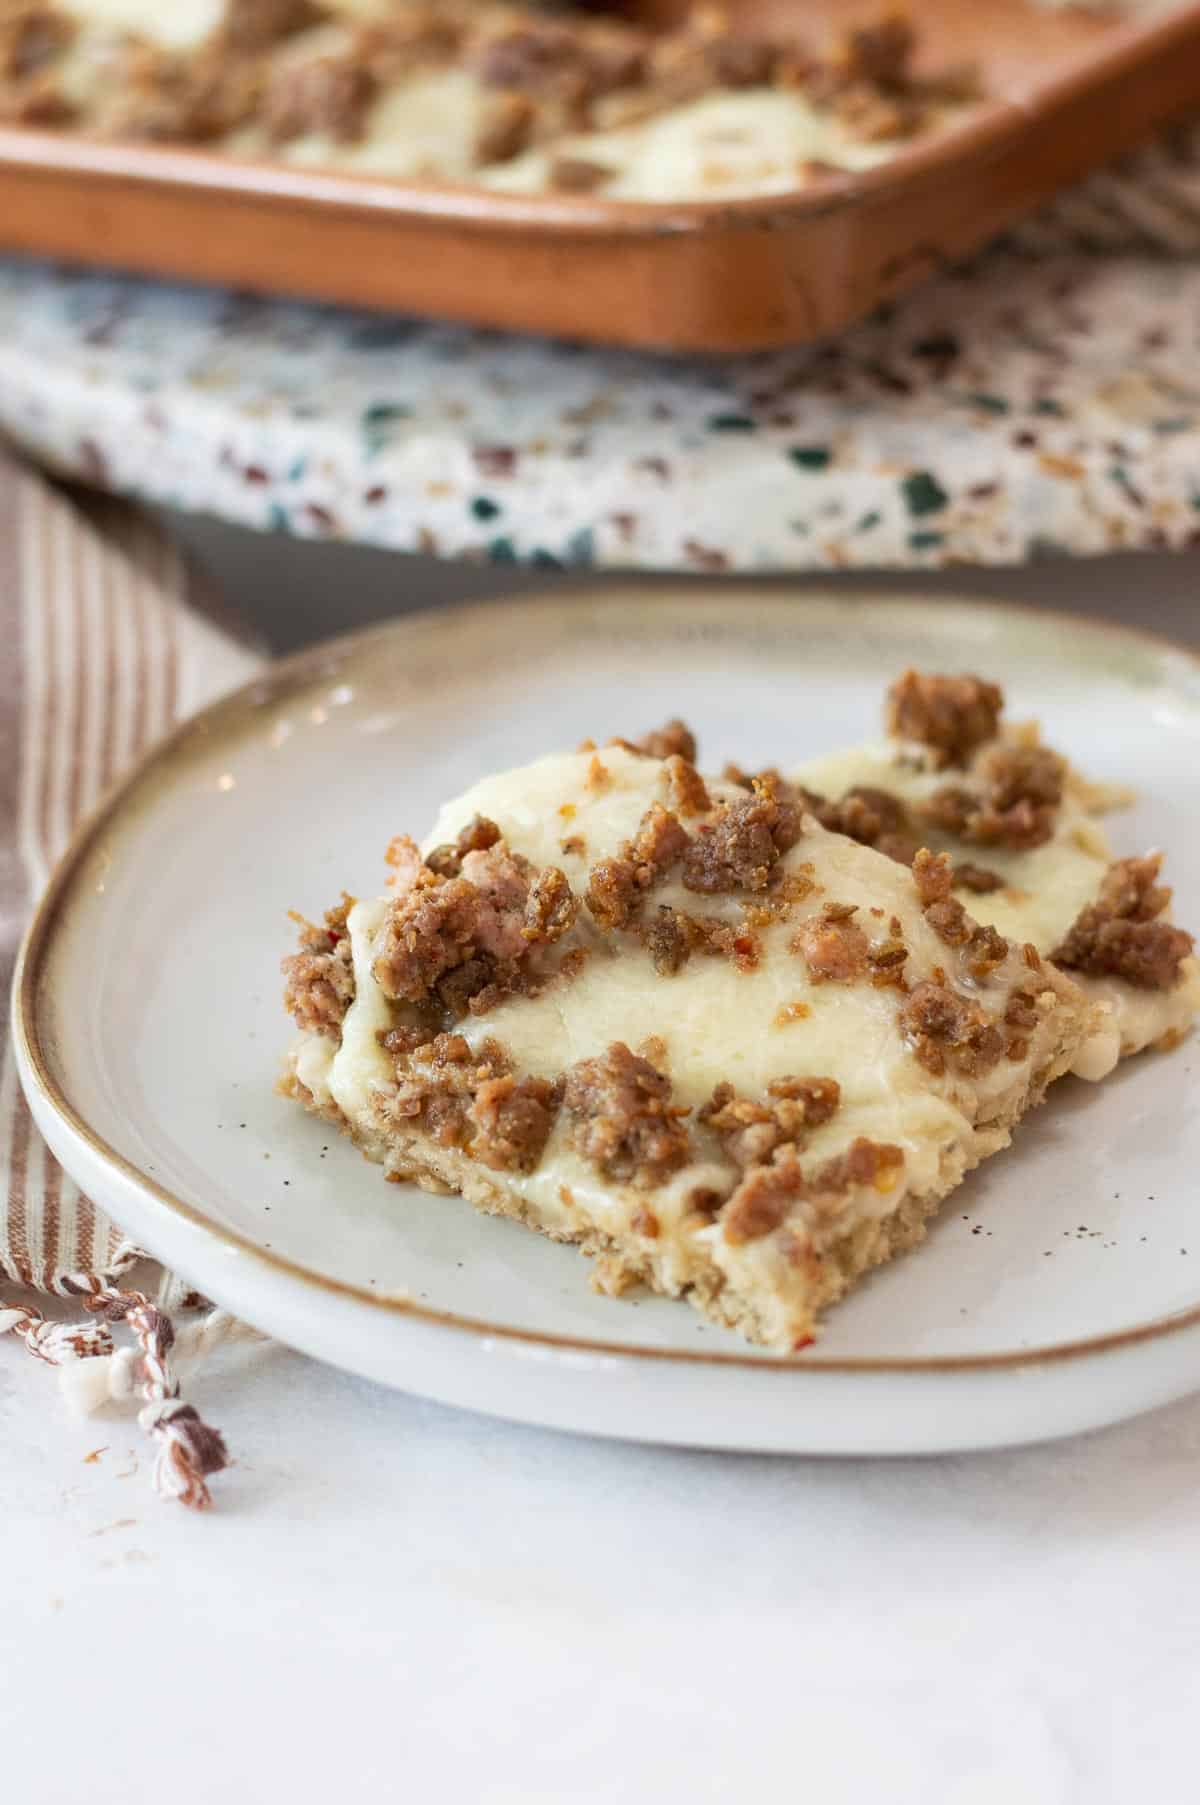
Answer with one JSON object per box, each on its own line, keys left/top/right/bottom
{"left": 790, "top": 671, "right": 1199, "bottom": 1080}
{"left": 280, "top": 724, "right": 1094, "bottom": 1351}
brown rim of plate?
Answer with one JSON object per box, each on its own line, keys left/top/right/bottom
{"left": 14, "top": 586, "right": 1200, "bottom": 1375}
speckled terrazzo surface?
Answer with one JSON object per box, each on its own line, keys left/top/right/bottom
{"left": 3, "top": 125, "right": 1200, "bottom": 571}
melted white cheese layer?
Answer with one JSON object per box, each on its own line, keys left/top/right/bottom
{"left": 62, "top": 0, "right": 222, "bottom": 50}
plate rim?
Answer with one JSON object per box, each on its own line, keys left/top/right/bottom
{"left": 16, "top": 583, "right": 1200, "bottom": 1376}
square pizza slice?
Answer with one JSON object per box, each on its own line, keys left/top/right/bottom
{"left": 281, "top": 725, "right": 1094, "bottom": 1350}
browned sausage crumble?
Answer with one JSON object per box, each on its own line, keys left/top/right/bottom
{"left": 638, "top": 904, "right": 762, "bottom": 977}
{"left": 425, "top": 812, "right": 503, "bottom": 878}
{"left": 376, "top": 1029, "right": 560, "bottom": 1173}
{"left": 798, "top": 783, "right": 918, "bottom": 867}
{"left": 1053, "top": 854, "right": 1195, "bottom": 991}
{"left": 0, "top": 4, "right": 74, "bottom": 84}
{"left": 953, "top": 862, "right": 1005, "bottom": 894}
{"left": 681, "top": 778, "right": 800, "bottom": 895}
{"left": 922, "top": 743, "right": 1064, "bottom": 852}
{"left": 900, "top": 981, "right": 1004, "bottom": 1078}
{"left": 475, "top": 88, "right": 538, "bottom": 164}
{"left": 912, "top": 849, "right": 1007, "bottom": 980}
{"left": 622, "top": 718, "right": 699, "bottom": 764}
{"left": 281, "top": 895, "right": 355, "bottom": 1036}
{"left": 885, "top": 670, "right": 1004, "bottom": 769}
{"left": 663, "top": 754, "right": 711, "bottom": 818}
{"left": 372, "top": 875, "right": 483, "bottom": 1004}
{"left": 368, "top": 824, "right": 584, "bottom": 1027}
{"left": 585, "top": 801, "right": 690, "bottom": 931}
{"left": 699, "top": 1075, "right": 840, "bottom": 1168}
{"left": 1001, "top": 984, "right": 1044, "bottom": 1064}
{"left": 791, "top": 906, "right": 869, "bottom": 984}
{"left": 721, "top": 1136, "right": 904, "bottom": 1244}
{"left": 469, "top": 1072, "right": 563, "bottom": 1174}
{"left": 562, "top": 1041, "right": 691, "bottom": 1187}
{"left": 220, "top": 0, "right": 320, "bottom": 55}
{"left": 721, "top": 761, "right": 785, "bottom": 793}
{"left": 263, "top": 52, "right": 375, "bottom": 144}
{"left": 523, "top": 865, "right": 579, "bottom": 944}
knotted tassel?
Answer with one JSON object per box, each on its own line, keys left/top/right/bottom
{"left": 74, "top": 1284, "right": 230, "bottom": 1510}
{"left": 0, "top": 1273, "right": 233, "bottom": 1509}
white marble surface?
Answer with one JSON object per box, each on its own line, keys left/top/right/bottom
{"left": 4, "top": 1332, "right": 1200, "bottom": 1805}
{"left": 5, "top": 543, "right": 1200, "bottom": 1804}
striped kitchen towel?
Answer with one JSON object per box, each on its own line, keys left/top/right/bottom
{"left": 0, "top": 447, "right": 262, "bottom": 1507}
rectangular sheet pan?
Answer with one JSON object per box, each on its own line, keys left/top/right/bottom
{"left": 1, "top": 0, "right": 1198, "bottom": 351}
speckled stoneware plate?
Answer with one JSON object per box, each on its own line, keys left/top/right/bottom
{"left": 14, "top": 590, "right": 1200, "bottom": 1454}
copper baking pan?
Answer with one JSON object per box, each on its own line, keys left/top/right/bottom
{"left": 1, "top": 0, "right": 1199, "bottom": 352}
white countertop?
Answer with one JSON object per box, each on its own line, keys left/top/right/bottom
{"left": 6, "top": 1331, "right": 1200, "bottom": 1804}
{"left": 4, "top": 545, "right": 1200, "bottom": 1804}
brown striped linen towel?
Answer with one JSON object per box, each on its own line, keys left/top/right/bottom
{"left": 0, "top": 447, "right": 263, "bottom": 1508}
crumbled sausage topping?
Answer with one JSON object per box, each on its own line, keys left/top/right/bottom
{"left": 474, "top": 89, "right": 537, "bottom": 163}
{"left": 699, "top": 1075, "right": 840, "bottom": 1169}
{"left": 641, "top": 906, "right": 692, "bottom": 976}
{"left": 885, "top": 670, "right": 1004, "bottom": 769}
{"left": 548, "top": 153, "right": 615, "bottom": 192}
{"left": 469, "top": 1073, "right": 563, "bottom": 1173}
{"left": 719, "top": 1152, "right": 805, "bottom": 1243}
{"left": 0, "top": 71, "right": 74, "bottom": 123}
{"left": 425, "top": 813, "right": 502, "bottom": 878}
{"left": 681, "top": 779, "right": 800, "bottom": 895}
{"left": 523, "top": 865, "right": 578, "bottom": 943}
{"left": 663, "top": 754, "right": 711, "bottom": 818}
{"left": 0, "top": 5, "right": 74, "bottom": 83}
{"left": 798, "top": 782, "right": 919, "bottom": 867}
{"left": 373, "top": 875, "right": 482, "bottom": 1005}
{"left": 263, "top": 51, "right": 377, "bottom": 146}
{"left": 900, "top": 980, "right": 1005, "bottom": 1078}
{"left": 281, "top": 895, "right": 355, "bottom": 1037}
{"left": 562, "top": 1041, "right": 691, "bottom": 1186}
{"left": 217, "top": 0, "right": 320, "bottom": 55}
{"left": 721, "top": 1136, "right": 904, "bottom": 1244}
{"left": 866, "top": 936, "right": 910, "bottom": 989}
{"left": 1053, "top": 854, "right": 1195, "bottom": 991}
{"left": 922, "top": 743, "right": 1064, "bottom": 851}
{"left": 791, "top": 906, "right": 868, "bottom": 984}
{"left": 379, "top": 1030, "right": 552, "bottom": 1163}
{"left": 585, "top": 858, "right": 640, "bottom": 933}
{"left": 833, "top": 12, "right": 915, "bottom": 88}
{"left": 585, "top": 802, "right": 689, "bottom": 930}
{"left": 80, "top": 35, "right": 263, "bottom": 143}
{"left": 912, "top": 849, "right": 1007, "bottom": 979}
{"left": 371, "top": 827, "right": 581, "bottom": 1024}
{"left": 722, "top": 761, "right": 784, "bottom": 792}
{"left": 638, "top": 904, "right": 760, "bottom": 977}
{"left": 953, "top": 862, "right": 1005, "bottom": 894}
{"left": 476, "top": 15, "right": 647, "bottom": 103}
{"left": 1001, "top": 983, "right": 1043, "bottom": 1063}
{"left": 355, "top": 7, "right": 466, "bottom": 82}
{"left": 622, "top": 718, "right": 698, "bottom": 764}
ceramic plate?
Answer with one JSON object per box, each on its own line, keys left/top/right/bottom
{"left": 14, "top": 590, "right": 1200, "bottom": 1454}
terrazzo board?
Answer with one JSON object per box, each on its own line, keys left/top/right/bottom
{"left": 2, "top": 121, "right": 1200, "bottom": 570}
